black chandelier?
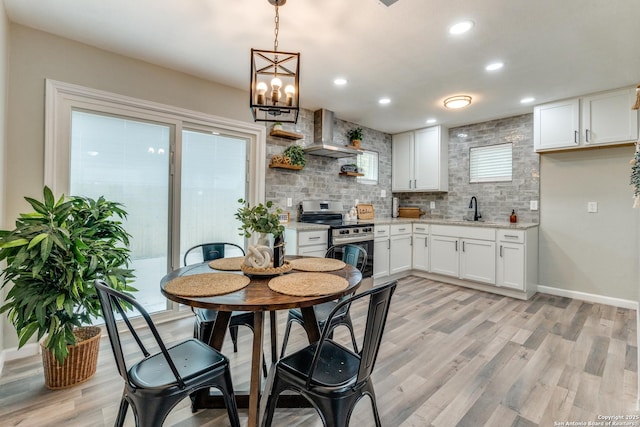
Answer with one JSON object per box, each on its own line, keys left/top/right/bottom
{"left": 250, "top": 0, "right": 300, "bottom": 124}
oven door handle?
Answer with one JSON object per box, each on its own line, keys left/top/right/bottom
{"left": 331, "top": 235, "right": 374, "bottom": 245}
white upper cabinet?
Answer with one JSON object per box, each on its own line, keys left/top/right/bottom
{"left": 534, "top": 86, "right": 639, "bottom": 152}
{"left": 392, "top": 125, "right": 448, "bottom": 191}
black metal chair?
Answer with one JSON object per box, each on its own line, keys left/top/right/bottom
{"left": 184, "top": 242, "right": 267, "bottom": 377}
{"left": 94, "top": 280, "right": 240, "bottom": 427}
{"left": 280, "top": 244, "right": 367, "bottom": 357}
{"left": 262, "top": 280, "right": 397, "bottom": 427}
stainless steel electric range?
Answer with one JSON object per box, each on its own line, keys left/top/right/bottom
{"left": 298, "top": 200, "right": 375, "bottom": 277}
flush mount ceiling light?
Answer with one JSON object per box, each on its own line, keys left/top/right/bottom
{"left": 485, "top": 61, "right": 504, "bottom": 71}
{"left": 333, "top": 78, "right": 347, "bottom": 86}
{"left": 449, "top": 20, "right": 474, "bottom": 35}
{"left": 250, "top": 0, "right": 300, "bottom": 123}
{"left": 444, "top": 95, "right": 472, "bottom": 109}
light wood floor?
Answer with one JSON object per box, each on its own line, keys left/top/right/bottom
{"left": 1, "top": 276, "right": 638, "bottom": 426}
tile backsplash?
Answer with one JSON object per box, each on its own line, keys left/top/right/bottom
{"left": 265, "top": 110, "right": 539, "bottom": 224}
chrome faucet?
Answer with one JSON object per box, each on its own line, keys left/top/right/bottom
{"left": 469, "top": 196, "right": 481, "bottom": 221}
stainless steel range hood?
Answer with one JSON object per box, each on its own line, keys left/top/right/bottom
{"left": 303, "top": 109, "right": 363, "bottom": 158}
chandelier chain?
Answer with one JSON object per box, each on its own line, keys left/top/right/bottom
{"left": 273, "top": 5, "right": 279, "bottom": 52}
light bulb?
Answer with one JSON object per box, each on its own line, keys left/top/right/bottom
{"left": 271, "top": 77, "right": 282, "bottom": 90}
{"left": 285, "top": 85, "right": 295, "bottom": 106}
{"left": 272, "top": 88, "right": 281, "bottom": 104}
{"left": 256, "top": 81, "right": 268, "bottom": 105}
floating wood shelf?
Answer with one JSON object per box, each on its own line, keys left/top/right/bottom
{"left": 339, "top": 172, "right": 364, "bottom": 176}
{"left": 269, "top": 129, "right": 304, "bottom": 140}
{"left": 269, "top": 163, "right": 304, "bottom": 170}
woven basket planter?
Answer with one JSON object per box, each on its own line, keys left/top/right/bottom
{"left": 41, "top": 326, "right": 102, "bottom": 390}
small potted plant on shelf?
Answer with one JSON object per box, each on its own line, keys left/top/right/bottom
{"left": 272, "top": 122, "right": 283, "bottom": 131}
{"left": 346, "top": 127, "right": 363, "bottom": 148}
{"left": 235, "top": 198, "right": 286, "bottom": 267}
{"left": 0, "top": 186, "right": 135, "bottom": 389}
{"left": 282, "top": 144, "right": 306, "bottom": 169}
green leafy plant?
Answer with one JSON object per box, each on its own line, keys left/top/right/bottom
{"left": 346, "top": 127, "right": 363, "bottom": 142}
{"left": 283, "top": 144, "right": 306, "bottom": 167}
{"left": 235, "top": 198, "right": 285, "bottom": 238}
{"left": 0, "top": 186, "right": 135, "bottom": 364}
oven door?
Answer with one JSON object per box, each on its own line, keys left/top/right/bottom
{"left": 327, "top": 238, "right": 374, "bottom": 278}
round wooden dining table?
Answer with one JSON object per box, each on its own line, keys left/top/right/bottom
{"left": 160, "top": 256, "right": 363, "bottom": 427}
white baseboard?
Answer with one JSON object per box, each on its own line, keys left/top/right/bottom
{"left": 537, "top": 285, "right": 638, "bottom": 310}
{"left": 3, "top": 342, "right": 40, "bottom": 361}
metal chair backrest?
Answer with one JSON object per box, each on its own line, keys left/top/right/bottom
{"left": 183, "top": 242, "right": 245, "bottom": 266}
{"left": 94, "top": 280, "right": 187, "bottom": 389}
{"left": 325, "top": 244, "right": 367, "bottom": 273}
{"left": 306, "top": 280, "right": 397, "bottom": 389}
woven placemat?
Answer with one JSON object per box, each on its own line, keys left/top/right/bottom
{"left": 208, "top": 257, "right": 244, "bottom": 271}
{"left": 268, "top": 272, "right": 348, "bottom": 297}
{"left": 289, "top": 257, "right": 346, "bottom": 272}
{"left": 165, "top": 273, "right": 250, "bottom": 297}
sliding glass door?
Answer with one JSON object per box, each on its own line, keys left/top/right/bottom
{"left": 70, "top": 111, "right": 172, "bottom": 313}
{"left": 179, "top": 129, "right": 248, "bottom": 263}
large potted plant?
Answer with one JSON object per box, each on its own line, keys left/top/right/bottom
{"left": 0, "top": 186, "right": 135, "bottom": 389}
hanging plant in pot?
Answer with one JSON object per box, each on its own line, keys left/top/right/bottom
{"left": 0, "top": 186, "right": 136, "bottom": 389}
{"left": 235, "top": 198, "right": 286, "bottom": 270}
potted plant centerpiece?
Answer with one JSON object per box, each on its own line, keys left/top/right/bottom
{"left": 235, "top": 198, "right": 286, "bottom": 268}
{"left": 0, "top": 186, "right": 135, "bottom": 389}
{"left": 346, "top": 127, "right": 363, "bottom": 148}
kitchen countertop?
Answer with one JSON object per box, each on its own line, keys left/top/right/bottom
{"left": 283, "top": 218, "right": 538, "bottom": 231}
{"left": 367, "top": 217, "right": 538, "bottom": 230}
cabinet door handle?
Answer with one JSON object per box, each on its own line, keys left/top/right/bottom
{"left": 455, "top": 241, "right": 458, "bottom": 252}
{"left": 504, "top": 234, "right": 519, "bottom": 239}
{"left": 462, "top": 241, "right": 465, "bottom": 252}
{"left": 500, "top": 245, "right": 503, "bottom": 257}
{"left": 387, "top": 240, "right": 390, "bottom": 250}
{"left": 309, "top": 236, "right": 320, "bottom": 240}
{"left": 414, "top": 179, "right": 417, "bottom": 188}
{"left": 574, "top": 130, "right": 578, "bottom": 144}
{"left": 425, "top": 238, "right": 428, "bottom": 247}
{"left": 409, "top": 179, "right": 412, "bottom": 189}
{"left": 585, "top": 129, "right": 590, "bottom": 142}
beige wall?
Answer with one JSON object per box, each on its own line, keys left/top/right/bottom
{"left": 539, "top": 145, "right": 639, "bottom": 301}
{"left": 0, "top": 1, "right": 9, "bottom": 359}
{"left": 2, "top": 24, "right": 253, "bottom": 351}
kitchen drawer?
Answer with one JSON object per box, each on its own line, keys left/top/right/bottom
{"left": 299, "top": 230, "right": 328, "bottom": 246}
{"left": 374, "top": 225, "right": 390, "bottom": 239}
{"left": 390, "top": 223, "right": 412, "bottom": 236}
{"left": 497, "top": 229, "right": 525, "bottom": 243}
{"left": 412, "top": 223, "right": 429, "bottom": 234}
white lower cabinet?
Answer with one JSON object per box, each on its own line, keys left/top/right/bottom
{"left": 429, "top": 235, "right": 459, "bottom": 277}
{"left": 373, "top": 225, "right": 390, "bottom": 279}
{"left": 460, "top": 238, "right": 496, "bottom": 284}
{"left": 411, "top": 224, "right": 429, "bottom": 271}
{"left": 495, "top": 229, "right": 538, "bottom": 292}
{"left": 283, "top": 228, "right": 328, "bottom": 257}
{"left": 389, "top": 224, "right": 412, "bottom": 275}
{"left": 368, "top": 221, "right": 538, "bottom": 298}
{"left": 429, "top": 225, "right": 496, "bottom": 285}
{"left": 496, "top": 242, "right": 524, "bottom": 290}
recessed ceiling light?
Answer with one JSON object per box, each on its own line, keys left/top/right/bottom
{"left": 449, "top": 20, "right": 474, "bottom": 35}
{"left": 379, "top": 97, "right": 391, "bottom": 105}
{"left": 334, "top": 78, "right": 347, "bottom": 86}
{"left": 426, "top": 118, "right": 437, "bottom": 124}
{"left": 485, "top": 62, "right": 504, "bottom": 71}
{"left": 520, "top": 97, "right": 535, "bottom": 104}
{"left": 444, "top": 95, "right": 472, "bottom": 109}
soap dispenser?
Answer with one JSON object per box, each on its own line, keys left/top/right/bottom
{"left": 510, "top": 209, "right": 517, "bottom": 223}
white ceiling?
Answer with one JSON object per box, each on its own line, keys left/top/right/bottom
{"left": 5, "top": 0, "right": 640, "bottom": 134}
